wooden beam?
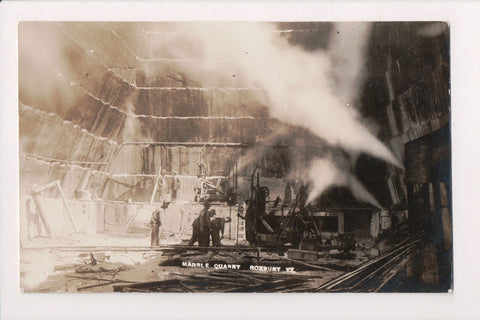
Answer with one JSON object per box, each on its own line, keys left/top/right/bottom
{"left": 99, "top": 178, "right": 109, "bottom": 198}
{"left": 32, "top": 181, "right": 57, "bottom": 194}
{"left": 114, "top": 177, "right": 148, "bottom": 201}
{"left": 150, "top": 166, "right": 162, "bottom": 204}
{"left": 439, "top": 182, "right": 452, "bottom": 250}
{"left": 337, "top": 212, "right": 345, "bottom": 234}
{"left": 439, "top": 182, "right": 449, "bottom": 207}
{"left": 30, "top": 193, "right": 53, "bottom": 238}
{"left": 55, "top": 181, "right": 78, "bottom": 233}
{"left": 107, "top": 178, "right": 138, "bottom": 188}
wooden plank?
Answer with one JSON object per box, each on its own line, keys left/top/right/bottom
{"left": 227, "top": 271, "right": 267, "bottom": 283}
{"left": 374, "top": 257, "right": 409, "bottom": 292}
{"left": 179, "top": 281, "right": 195, "bottom": 292}
{"left": 32, "top": 181, "right": 57, "bottom": 194}
{"left": 30, "top": 193, "right": 53, "bottom": 238}
{"left": 278, "top": 256, "right": 336, "bottom": 272}
{"left": 439, "top": 182, "right": 449, "bottom": 207}
{"left": 65, "top": 274, "right": 137, "bottom": 283}
{"left": 421, "top": 245, "right": 439, "bottom": 286}
{"left": 337, "top": 212, "right": 345, "bottom": 234}
{"left": 244, "top": 278, "right": 302, "bottom": 292}
{"left": 55, "top": 180, "right": 78, "bottom": 233}
{"left": 429, "top": 183, "right": 435, "bottom": 214}
{"left": 439, "top": 182, "right": 452, "bottom": 250}
{"left": 315, "top": 239, "right": 418, "bottom": 291}
{"left": 99, "top": 178, "right": 109, "bottom": 199}
{"left": 113, "top": 177, "right": 148, "bottom": 201}
{"left": 150, "top": 166, "right": 162, "bottom": 204}
{"left": 441, "top": 208, "right": 452, "bottom": 250}
{"left": 77, "top": 281, "right": 116, "bottom": 291}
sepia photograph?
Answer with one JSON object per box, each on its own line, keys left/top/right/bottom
{"left": 17, "top": 21, "right": 451, "bottom": 294}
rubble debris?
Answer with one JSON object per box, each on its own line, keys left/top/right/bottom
{"left": 277, "top": 255, "right": 336, "bottom": 272}
{"left": 65, "top": 274, "right": 138, "bottom": 292}
{"left": 75, "top": 265, "right": 129, "bottom": 275}
{"left": 113, "top": 269, "right": 315, "bottom": 293}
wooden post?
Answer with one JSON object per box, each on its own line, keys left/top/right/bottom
{"left": 439, "top": 182, "right": 452, "bottom": 251}
{"left": 229, "top": 205, "right": 232, "bottom": 240}
{"left": 99, "top": 177, "right": 109, "bottom": 199}
{"left": 130, "top": 177, "right": 135, "bottom": 202}
{"left": 337, "top": 212, "right": 345, "bottom": 234}
{"left": 31, "top": 193, "right": 53, "bottom": 238}
{"left": 421, "top": 245, "right": 439, "bottom": 286}
{"left": 439, "top": 182, "right": 449, "bottom": 207}
{"left": 236, "top": 208, "right": 239, "bottom": 246}
{"left": 55, "top": 180, "right": 78, "bottom": 233}
{"left": 150, "top": 166, "right": 162, "bottom": 204}
{"left": 441, "top": 208, "right": 452, "bottom": 251}
{"left": 428, "top": 183, "right": 435, "bottom": 214}
{"left": 69, "top": 161, "right": 72, "bottom": 196}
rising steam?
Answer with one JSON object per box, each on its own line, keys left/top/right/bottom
{"left": 122, "top": 101, "right": 145, "bottom": 142}
{"left": 161, "top": 22, "right": 401, "bottom": 205}
{"left": 20, "top": 22, "right": 402, "bottom": 206}
{"left": 236, "top": 126, "right": 289, "bottom": 173}
{"left": 167, "top": 22, "right": 401, "bottom": 168}
{"left": 306, "top": 158, "right": 382, "bottom": 208}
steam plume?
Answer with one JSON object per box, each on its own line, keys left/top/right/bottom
{"left": 166, "top": 22, "right": 401, "bottom": 168}
{"left": 307, "top": 158, "right": 382, "bottom": 208}
{"left": 122, "top": 101, "right": 145, "bottom": 142}
{"left": 236, "top": 126, "right": 289, "bottom": 173}
{"left": 158, "top": 22, "right": 401, "bottom": 204}
{"left": 20, "top": 22, "right": 402, "bottom": 205}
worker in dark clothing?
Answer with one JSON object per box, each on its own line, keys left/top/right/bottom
{"left": 238, "top": 200, "right": 256, "bottom": 244}
{"left": 189, "top": 201, "right": 213, "bottom": 247}
{"left": 210, "top": 217, "right": 232, "bottom": 247}
{"left": 273, "top": 196, "right": 281, "bottom": 208}
{"left": 150, "top": 209, "right": 162, "bottom": 246}
{"left": 188, "top": 216, "right": 201, "bottom": 246}
{"left": 198, "top": 209, "right": 216, "bottom": 247}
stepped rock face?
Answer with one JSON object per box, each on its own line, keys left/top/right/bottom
{"left": 19, "top": 22, "right": 449, "bottom": 206}
{"left": 356, "top": 22, "right": 450, "bottom": 206}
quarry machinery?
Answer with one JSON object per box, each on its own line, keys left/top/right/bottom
{"left": 241, "top": 165, "right": 356, "bottom": 253}
{"left": 194, "top": 160, "right": 237, "bottom": 205}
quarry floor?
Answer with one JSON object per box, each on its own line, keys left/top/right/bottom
{"left": 20, "top": 233, "right": 370, "bottom": 293}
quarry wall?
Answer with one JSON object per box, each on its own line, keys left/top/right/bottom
{"left": 19, "top": 22, "right": 449, "bottom": 209}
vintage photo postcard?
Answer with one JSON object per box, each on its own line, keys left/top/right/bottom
{"left": 18, "top": 21, "right": 451, "bottom": 293}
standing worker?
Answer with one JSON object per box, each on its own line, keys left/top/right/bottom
{"left": 150, "top": 208, "right": 162, "bottom": 246}
{"left": 171, "top": 171, "right": 181, "bottom": 203}
{"left": 189, "top": 201, "right": 213, "bottom": 247}
{"left": 199, "top": 209, "right": 216, "bottom": 247}
{"left": 210, "top": 216, "right": 232, "bottom": 247}
{"left": 199, "top": 201, "right": 213, "bottom": 247}
{"left": 188, "top": 215, "right": 201, "bottom": 246}
{"left": 238, "top": 200, "right": 256, "bottom": 244}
